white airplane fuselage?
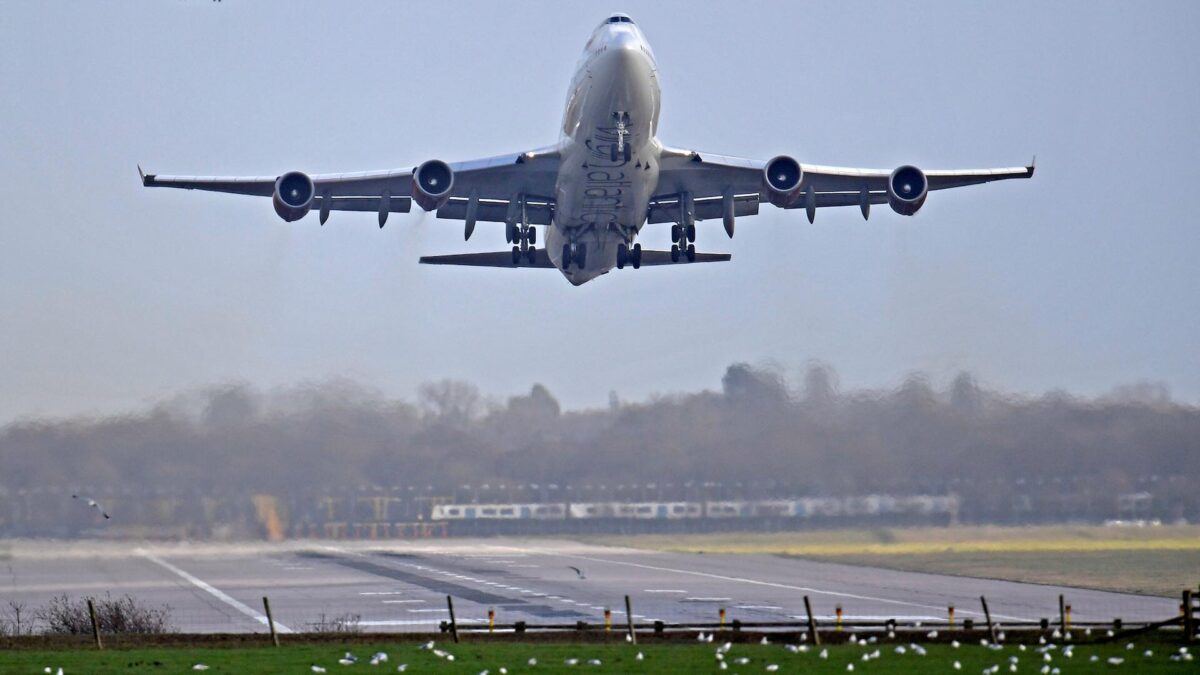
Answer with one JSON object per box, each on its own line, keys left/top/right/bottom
{"left": 546, "top": 18, "right": 662, "bottom": 285}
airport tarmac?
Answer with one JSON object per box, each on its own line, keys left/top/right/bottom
{"left": 0, "top": 539, "right": 1177, "bottom": 633}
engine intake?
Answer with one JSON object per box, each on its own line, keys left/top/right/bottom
{"left": 763, "top": 155, "right": 804, "bottom": 207}
{"left": 887, "top": 165, "right": 928, "bottom": 216}
{"left": 412, "top": 159, "right": 455, "bottom": 211}
{"left": 272, "top": 171, "right": 314, "bottom": 222}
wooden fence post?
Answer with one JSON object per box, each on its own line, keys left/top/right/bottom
{"left": 625, "top": 595, "right": 637, "bottom": 645}
{"left": 804, "top": 595, "right": 821, "bottom": 646}
{"left": 446, "top": 595, "right": 459, "bottom": 643}
{"left": 1184, "top": 590, "right": 1194, "bottom": 644}
{"left": 87, "top": 598, "right": 103, "bottom": 650}
{"left": 263, "top": 597, "right": 279, "bottom": 647}
{"left": 1058, "top": 594, "right": 1065, "bottom": 634}
{"left": 980, "top": 595, "right": 997, "bottom": 643}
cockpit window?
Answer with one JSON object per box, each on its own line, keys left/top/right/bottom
{"left": 607, "top": 15, "right": 634, "bottom": 24}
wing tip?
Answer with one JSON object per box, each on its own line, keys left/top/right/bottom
{"left": 1027, "top": 155, "right": 1036, "bottom": 177}
{"left": 138, "top": 164, "right": 155, "bottom": 186}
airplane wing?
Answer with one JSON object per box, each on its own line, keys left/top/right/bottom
{"left": 140, "top": 146, "right": 562, "bottom": 224}
{"left": 419, "top": 250, "right": 730, "bottom": 268}
{"left": 652, "top": 146, "right": 1034, "bottom": 223}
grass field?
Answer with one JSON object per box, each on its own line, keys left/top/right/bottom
{"left": 1, "top": 639, "right": 1195, "bottom": 674}
{"left": 591, "top": 525, "right": 1200, "bottom": 597}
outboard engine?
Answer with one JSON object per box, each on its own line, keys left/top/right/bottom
{"left": 272, "top": 171, "right": 314, "bottom": 222}
{"left": 412, "top": 159, "right": 455, "bottom": 211}
{"left": 763, "top": 155, "right": 804, "bottom": 207}
{"left": 887, "top": 165, "right": 928, "bottom": 215}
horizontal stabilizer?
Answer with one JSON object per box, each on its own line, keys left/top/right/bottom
{"left": 419, "top": 249, "right": 731, "bottom": 269}
{"left": 419, "top": 250, "right": 555, "bottom": 268}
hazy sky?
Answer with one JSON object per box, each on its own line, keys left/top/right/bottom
{"left": 2, "top": 1, "right": 1198, "bottom": 423}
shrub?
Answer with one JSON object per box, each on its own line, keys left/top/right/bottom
{"left": 36, "top": 594, "right": 173, "bottom": 635}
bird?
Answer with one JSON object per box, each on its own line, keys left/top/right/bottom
{"left": 568, "top": 566, "right": 586, "bottom": 579}
{"left": 72, "top": 495, "right": 110, "bottom": 519}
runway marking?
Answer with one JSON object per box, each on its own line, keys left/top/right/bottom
{"left": 737, "top": 605, "right": 783, "bottom": 610}
{"left": 557, "top": 553, "right": 1032, "bottom": 622}
{"left": 684, "top": 597, "right": 732, "bottom": 602}
{"left": 360, "top": 619, "right": 482, "bottom": 626}
{"left": 382, "top": 600, "right": 425, "bottom": 604}
{"left": 360, "top": 591, "right": 405, "bottom": 596}
{"left": 140, "top": 553, "right": 293, "bottom": 633}
{"left": 644, "top": 589, "right": 687, "bottom": 593}
{"left": 407, "top": 608, "right": 449, "bottom": 613}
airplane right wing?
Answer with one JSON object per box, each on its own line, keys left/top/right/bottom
{"left": 419, "top": 249, "right": 730, "bottom": 268}
{"left": 652, "top": 146, "right": 1034, "bottom": 224}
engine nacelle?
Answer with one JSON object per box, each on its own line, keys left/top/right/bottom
{"left": 272, "top": 171, "right": 314, "bottom": 222}
{"left": 887, "top": 165, "right": 928, "bottom": 216}
{"left": 412, "top": 159, "right": 455, "bottom": 211}
{"left": 763, "top": 155, "right": 804, "bottom": 208}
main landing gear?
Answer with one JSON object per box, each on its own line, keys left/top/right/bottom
{"left": 510, "top": 225, "right": 537, "bottom": 265}
{"left": 670, "top": 223, "right": 697, "bottom": 263}
{"left": 561, "top": 241, "right": 587, "bottom": 269}
{"left": 616, "top": 242, "right": 642, "bottom": 269}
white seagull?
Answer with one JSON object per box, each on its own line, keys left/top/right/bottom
{"left": 72, "top": 494, "right": 110, "bottom": 519}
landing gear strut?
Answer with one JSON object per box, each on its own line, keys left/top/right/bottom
{"left": 610, "top": 112, "right": 632, "bottom": 163}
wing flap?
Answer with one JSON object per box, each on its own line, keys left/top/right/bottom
{"left": 647, "top": 193, "right": 760, "bottom": 224}
{"left": 436, "top": 196, "right": 554, "bottom": 225}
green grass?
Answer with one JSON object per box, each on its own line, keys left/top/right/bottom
{"left": 1, "top": 639, "right": 1195, "bottom": 674}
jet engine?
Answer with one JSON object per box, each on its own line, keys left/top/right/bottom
{"left": 272, "top": 171, "right": 314, "bottom": 222}
{"left": 412, "top": 159, "right": 455, "bottom": 211}
{"left": 887, "top": 165, "right": 928, "bottom": 216}
{"left": 763, "top": 155, "right": 804, "bottom": 207}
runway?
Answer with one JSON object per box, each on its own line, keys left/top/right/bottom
{"left": 0, "top": 539, "right": 1177, "bottom": 633}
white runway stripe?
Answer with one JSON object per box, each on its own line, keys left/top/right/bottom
{"left": 559, "top": 553, "right": 1033, "bottom": 622}
{"left": 140, "top": 552, "right": 293, "bottom": 633}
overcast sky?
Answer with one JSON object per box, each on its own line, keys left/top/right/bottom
{"left": 1, "top": 1, "right": 1197, "bottom": 423}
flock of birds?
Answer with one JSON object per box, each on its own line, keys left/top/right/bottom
{"left": 169, "top": 634, "right": 1192, "bottom": 673}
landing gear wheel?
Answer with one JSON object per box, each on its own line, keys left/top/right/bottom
{"left": 670, "top": 244, "right": 681, "bottom": 263}
{"left": 631, "top": 243, "right": 642, "bottom": 269}
{"left": 623, "top": 144, "right": 632, "bottom": 162}
{"left": 686, "top": 243, "right": 696, "bottom": 262}
{"left": 528, "top": 227, "right": 536, "bottom": 246}
{"left": 526, "top": 246, "right": 537, "bottom": 264}
{"left": 574, "top": 242, "right": 588, "bottom": 268}
{"left": 512, "top": 246, "right": 521, "bottom": 265}
{"left": 671, "top": 224, "right": 682, "bottom": 243}
{"left": 686, "top": 224, "right": 697, "bottom": 242}
{"left": 610, "top": 145, "right": 619, "bottom": 163}
{"left": 506, "top": 223, "right": 516, "bottom": 244}
{"left": 616, "top": 243, "right": 629, "bottom": 269}
{"left": 562, "top": 244, "right": 573, "bottom": 269}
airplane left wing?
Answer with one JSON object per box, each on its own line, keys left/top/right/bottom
{"left": 419, "top": 249, "right": 730, "bottom": 268}
{"left": 140, "top": 146, "right": 561, "bottom": 224}
{"left": 653, "top": 146, "right": 1034, "bottom": 223}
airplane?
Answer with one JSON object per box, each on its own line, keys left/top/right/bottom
{"left": 141, "top": 13, "right": 1034, "bottom": 286}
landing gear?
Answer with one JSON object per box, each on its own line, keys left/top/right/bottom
{"left": 561, "top": 242, "right": 587, "bottom": 269}
{"left": 631, "top": 243, "right": 642, "bottom": 269}
{"left": 686, "top": 224, "right": 696, "bottom": 242}
{"left": 670, "top": 244, "right": 680, "bottom": 263}
{"left": 611, "top": 111, "right": 632, "bottom": 163}
{"left": 686, "top": 243, "right": 696, "bottom": 262}
{"left": 616, "top": 243, "right": 628, "bottom": 269}
{"left": 512, "top": 246, "right": 521, "bottom": 265}
{"left": 526, "top": 245, "right": 537, "bottom": 264}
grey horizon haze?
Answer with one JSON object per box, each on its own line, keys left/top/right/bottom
{"left": 1, "top": 1, "right": 1197, "bottom": 424}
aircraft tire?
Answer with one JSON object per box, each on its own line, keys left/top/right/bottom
{"left": 616, "top": 243, "right": 628, "bottom": 269}
{"left": 686, "top": 224, "right": 696, "bottom": 242}
{"left": 671, "top": 224, "right": 682, "bottom": 242}
{"left": 512, "top": 246, "right": 521, "bottom": 265}
{"left": 562, "top": 244, "right": 573, "bottom": 269}
{"left": 670, "top": 244, "right": 680, "bottom": 263}
{"left": 631, "top": 243, "right": 642, "bottom": 269}
{"left": 686, "top": 243, "right": 696, "bottom": 262}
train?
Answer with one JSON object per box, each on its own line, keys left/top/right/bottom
{"left": 430, "top": 494, "right": 959, "bottom": 522}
